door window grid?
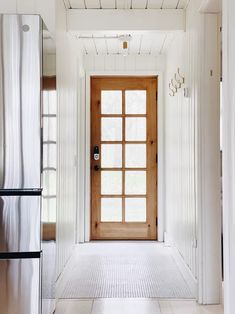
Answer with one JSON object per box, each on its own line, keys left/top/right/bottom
{"left": 42, "top": 90, "right": 57, "bottom": 223}
{"left": 100, "top": 90, "right": 147, "bottom": 223}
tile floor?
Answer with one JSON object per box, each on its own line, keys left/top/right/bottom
{"left": 55, "top": 299, "right": 224, "bottom": 314}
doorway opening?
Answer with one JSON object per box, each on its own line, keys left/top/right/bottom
{"left": 90, "top": 76, "right": 158, "bottom": 240}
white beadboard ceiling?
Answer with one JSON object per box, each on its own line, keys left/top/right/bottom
{"left": 68, "top": 0, "right": 189, "bottom": 9}
{"left": 77, "top": 32, "right": 174, "bottom": 56}
{"left": 78, "top": 32, "right": 175, "bottom": 56}
{"left": 67, "top": 0, "right": 187, "bottom": 55}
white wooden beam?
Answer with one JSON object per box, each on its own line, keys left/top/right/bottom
{"left": 67, "top": 9, "right": 185, "bottom": 33}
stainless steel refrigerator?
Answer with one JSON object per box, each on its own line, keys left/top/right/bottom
{"left": 0, "top": 14, "right": 42, "bottom": 314}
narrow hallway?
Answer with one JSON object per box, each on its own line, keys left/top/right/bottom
{"left": 57, "top": 242, "right": 193, "bottom": 299}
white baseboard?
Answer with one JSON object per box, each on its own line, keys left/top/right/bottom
{"left": 164, "top": 232, "right": 198, "bottom": 298}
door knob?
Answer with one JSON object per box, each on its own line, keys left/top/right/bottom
{"left": 94, "top": 165, "right": 100, "bottom": 171}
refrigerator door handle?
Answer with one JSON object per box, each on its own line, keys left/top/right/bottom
{"left": 0, "top": 189, "right": 42, "bottom": 196}
{"left": 0, "top": 251, "right": 41, "bottom": 259}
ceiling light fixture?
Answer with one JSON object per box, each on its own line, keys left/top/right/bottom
{"left": 119, "top": 35, "right": 132, "bottom": 56}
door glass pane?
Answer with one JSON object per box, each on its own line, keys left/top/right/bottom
{"left": 125, "top": 90, "right": 146, "bottom": 114}
{"left": 125, "top": 198, "right": 146, "bottom": 222}
{"left": 125, "top": 144, "right": 146, "bottom": 168}
{"left": 43, "top": 117, "right": 56, "bottom": 142}
{"left": 43, "top": 143, "right": 56, "bottom": 169}
{"left": 43, "top": 90, "right": 56, "bottom": 115}
{"left": 42, "top": 170, "right": 56, "bottom": 196}
{"left": 125, "top": 171, "right": 146, "bottom": 195}
{"left": 101, "top": 91, "right": 122, "bottom": 114}
{"left": 101, "top": 118, "right": 122, "bottom": 141}
{"left": 101, "top": 144, "right": 122, "bottom": 168}
{"left": 125, "top": 117, "right": 146, "bottom": 141}
{"left": 101, "top": 171, "right": 122, "bottom": 195}
{"left": 101, "top": 198, "right": 122, "bottom": 222}
{"left": 42, "top": 197, "right": 56, "bottom": 223}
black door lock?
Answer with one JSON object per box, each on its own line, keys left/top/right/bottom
{"left": 94, "top": 165, "right": 100, "bottom": 171}
{"left": 94, "top": 146, "right": 100, "bottom": 161}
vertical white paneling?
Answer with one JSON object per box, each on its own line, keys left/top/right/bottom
{"left": 104, "top": 55, "right": 116, "bottom": 70}
{"left": 56, "top": 0, "right": 78, "bottom": 277}
{"left": 139, "top": 35, "right": 152, "bottom": 54}
{"left": 94, "top": 55, "right": 105, "bottom": 70}
{"left": 106, "top": 38, "right": 119, "bottom": 55}
{"left": 148, "top": 0, "right": 163, "bottom": 9}
{"left": 43, "top": 54, "right": 56, "bottom": 76}
{"left": 84, "top": 54, "right": 164, "bottom": 72}
{"left": 83, "top": 39, "right": 96, "bottom": 54}
{"left": 115, "top": 55, "right": 126, "bottom": 71}
{"left": 129, "top": 35, "right": 141, "bottom": 54}
{"left": 84, "top": 54, "right": 95, "bottom": 70}
{"left": 101, "top": 0, "right": 116, "bottom": 8}
{"left": 85, "top": 0, "right": 100, "bottom": 8}
{"left": 162, "top": 0, "right": 178, "bottom": 9}
{"left": 116, "top": 0, "right": 131, "bottom": 8}
{"left": 177, "top": 0, "right": 189, "bottom": 9}
{"left": 132, "top": 0, "right": 147, "bottom": 9}
{"left": 223, "top": 0, "right": 235, "bottom": 313}
{"left": 160, "top": 33, "right": 174, "bottom": 54}
{"left": 93, "top": 38, "right": 106, "bottom": 54}
{"left": 165, "top": 0, "right": 221, "bottom": 304}
{"left": 151, "top": 34, "right": 166, "bottom": 55}
{"left": 69, "top": 0, "right": 86, "bottom": 8}
{"left": 124, "top": 55, "right": 136, "bottom": 70}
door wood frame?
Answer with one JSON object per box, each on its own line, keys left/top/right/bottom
{"left": 77, "top": 71, "right": 165, "bottom": 243}
{"left": 90, "top": 76, "right": 158, "bottom": 240}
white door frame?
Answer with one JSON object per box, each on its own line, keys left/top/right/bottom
{"left": 77, "top": 70, "right": 165, "bottom": 242}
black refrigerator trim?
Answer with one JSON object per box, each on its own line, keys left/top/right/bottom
{"left": 0, "top": 189, "right": 42, "bottom": 196}
{"left": 0, "top": 251, "right": 41, "bottom": 259}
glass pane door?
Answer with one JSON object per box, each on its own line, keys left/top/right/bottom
{"left": 91, "top": 77, "right": 157, "bottom": 240}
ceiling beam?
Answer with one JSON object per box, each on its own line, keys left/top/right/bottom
{"left": 67, "top": 9, "right": 185, "bottom": 34}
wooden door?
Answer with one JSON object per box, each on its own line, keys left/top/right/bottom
{"left": 91, "top": 76, "right": 157, "bottom": 240}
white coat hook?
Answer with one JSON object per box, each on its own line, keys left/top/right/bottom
{"left": 169, "top": 83, "right": 175, "bottom": 97}
{"left": 177, "top": 68, "right": 185, "bottom": 84}
{"left": 174, "top": 73, "right": 181, "bottom": 89}
{"left": 170, "top": 79, "right": 178, "bottom": 93}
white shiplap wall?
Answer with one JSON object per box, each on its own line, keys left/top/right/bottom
{"left": 56, "top": 0, "right": 78, "bottom": 277}
{"left": 165, "top": 32, "right": 197, "bottom": 278}
{"left": 84, "top": 54, "right": 165, "bottom": 72}
{"left": 43, "top": 54, "right": 56, "bottom": 76}
{"left": 222, "top": 0, "right": 235, "bottom": 312}
{"left": 165, "top": 0, "right": 221, "bottom": 304}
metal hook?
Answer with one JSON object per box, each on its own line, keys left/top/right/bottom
{"left": 177, "top": 68, "right": 185, "bottom": 84}
{"left": 174, "top": 73, "right": 181, "bottom": 88}
{"left": 170, "top": 79, "right": 178, "bottom": 93}
{"left": 169, "top": 83, "right": 175, "bottom": 97}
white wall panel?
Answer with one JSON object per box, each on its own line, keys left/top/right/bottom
{"left": 165, "top": 0, "right": 221, "bottom": 304}
{"left": 162, "top": 0, "right": 178, "bottom": 9}
{"left": 55, "top": 0, "right": 78, "bottom": 277}
{"left": 84, "top": 54, "right": 165, "bottom": 72}
{"left": 222, "top": 1, "right": 235, "bottom": 313}
{"left": 165, "top": 32, "right": 197, "bottom": 279}
{"left": 43, "top": 54, "right": 56, "bottom": 76}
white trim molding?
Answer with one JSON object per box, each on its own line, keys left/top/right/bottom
{"left": 222, "top": 0, "right": 235, "bottom": 313}
{"left": 164, "top": 232, "right": 198, "bottom": 297}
